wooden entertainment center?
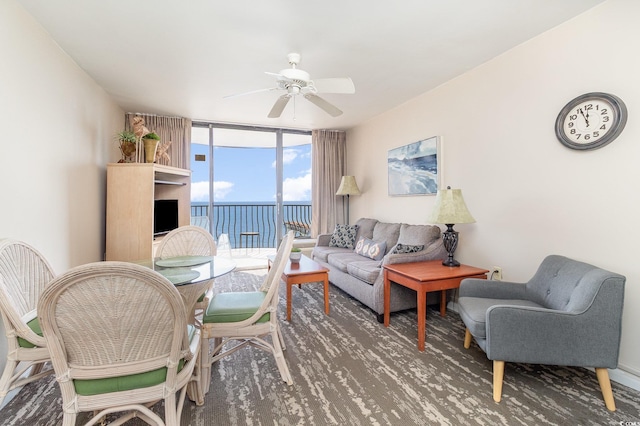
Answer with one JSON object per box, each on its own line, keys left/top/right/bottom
{"left": 105, "top": 163, "right": 191, "bottom": 261}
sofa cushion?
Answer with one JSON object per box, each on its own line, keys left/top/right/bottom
{"left": 354, "top": 218, "right": 378, "bottom": 241}
{"left": 329, "top": 224, "right": 359, "bottom": 249}
{"left": 398, "top": 223, "right": 441, "bottom": 246}
{"left": 354, "top": 237, "right": 386, "bottom": 261}
{"left": 372, "top": 222, "right": 401, "bottom": 255}
{"left": 347, "top": 260, "right": 382, "bottom": 285}
{"left": 312, "top": 246, "right": 352, "bottom": 263}
{"left": 327, "top": 252, "right": 366, "bottom": 273}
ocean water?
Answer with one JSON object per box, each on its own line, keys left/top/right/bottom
{"left": 190, "top": 201, "right": 311, "bottom": 248}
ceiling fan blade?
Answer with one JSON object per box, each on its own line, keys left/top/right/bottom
{"left": 224, "top": 87, "right": 279, "bottom": 99}
{"left": 311, "top": 77, "right": 355, "bottom": 94}
{"left": 303, "top": 93, "right": 343, "bottom": 117}
{"left": 268, "top": 94, "right": 291, "bottom": 118}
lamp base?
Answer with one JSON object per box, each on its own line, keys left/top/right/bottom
{"left": 442, "top": 224, "right": 461, "bottom": 267}
{"left": 442, "top": 257, "right": 460, "bottom": 267}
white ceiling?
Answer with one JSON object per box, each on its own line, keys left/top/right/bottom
{"left": 18, "top": 0, "right": 604, "bottom": 131}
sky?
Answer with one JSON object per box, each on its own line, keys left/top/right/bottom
{"left": 190, "top": 143, "right": 312, "bottom": 203}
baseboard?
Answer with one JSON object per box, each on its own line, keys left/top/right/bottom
{"left": 608, "top": 367, "right": 640, "bottom": 392}
{"left": 447, "top": 302, "right": 640, "bottom": 392}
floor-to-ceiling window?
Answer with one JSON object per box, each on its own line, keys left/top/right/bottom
{"left": 190, "top": 123, "right": 311, "bottom": 251}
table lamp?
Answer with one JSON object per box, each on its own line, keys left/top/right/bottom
{"left": 427, "top": 186, "right": 475, "bottom": 266}
{"left": 336, "top": 176, "right": 361, "bottom": 225}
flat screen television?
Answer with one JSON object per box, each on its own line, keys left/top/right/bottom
{"left": 154, "top": 199, "right": 179, "bottom": 236}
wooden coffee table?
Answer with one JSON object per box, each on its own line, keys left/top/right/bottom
{"left": 270, "top": 255, "right": 330, "bottom": 321}
{"left": 383, "top": 260, "right": 488, "bottom": 351}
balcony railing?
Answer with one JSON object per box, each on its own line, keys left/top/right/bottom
{"left": 190, "top": 203, "right": 311, "bottom": 248}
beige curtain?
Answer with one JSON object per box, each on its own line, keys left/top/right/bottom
{"left": 311, "top": 129, "right": 347, "bottom": 237}
{"left": 125, "top": 113, "right": 191, "bottom": 169}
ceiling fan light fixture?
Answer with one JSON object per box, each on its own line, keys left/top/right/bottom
{"left": 226, "top": 52, "right": 354, "bottom": 118}
{"left": 279, "top": 68, "right": 310, "bottom": 84}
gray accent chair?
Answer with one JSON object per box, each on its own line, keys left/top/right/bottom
{"left": 457, "top": 255, "right": 625, "bottom": 411}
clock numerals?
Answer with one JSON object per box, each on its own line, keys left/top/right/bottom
{"left": 563, "top": 99, "right": 615, "bottom": 143}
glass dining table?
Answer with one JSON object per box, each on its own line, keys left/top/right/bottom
{"left": 134, "top": 255, "right": 236, "bottom": 403}
{"left": 135, "top": 255, "right": 236, "bottom": 321}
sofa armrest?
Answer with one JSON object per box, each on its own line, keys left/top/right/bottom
{"left": 460, "top": 279, "right": 527, "bottom": 299}
{"left": 316, "top": 233, "right": 332, "bottom": 247}
{"left": 382, "top": 237, "right": 446, "bottom": 265}
{"left": 485, "top": 305, "right": 620, "bottom": 367}
{"left": 383, "top": 251, "right": 429, "bottom": 265}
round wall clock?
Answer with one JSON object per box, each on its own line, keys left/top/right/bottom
{"left": 555, "top": 92, "right": 627, "bottom": 150}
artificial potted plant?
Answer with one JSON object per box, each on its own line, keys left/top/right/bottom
{"left": 116, "top": 131, "right": 137, "bottom": 163}
{"left": 289, "top": 247, "right": 302, "bottom": 263}
{"left": 142, "top": 132, "right": 161, "bottom": 163}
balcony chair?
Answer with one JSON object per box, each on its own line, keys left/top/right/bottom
{"left": 38, "top": 261, "right": 200, "bottom": 426}
{"left": 0, "top": 239, "right": 55, "bottom": 406}
{"left": 156, "top": 225, "right": 217, "bottom": 321}
{"left": 195, "top": 231, "right": 295, "bottom": 405}
{"left": 457, "top": 255, "right": 625, "bottom": 411}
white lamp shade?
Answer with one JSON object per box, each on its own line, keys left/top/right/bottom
{"left": 336, "top": 176, "right": 361, "bottom": 196}
{"left": 428, "top": 187, "right": 475, "bottom": 224}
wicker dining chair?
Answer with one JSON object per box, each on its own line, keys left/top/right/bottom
{"left": 0, "top": 239, "right": 55, "bottom": 406}
{"left": 195, "top": 231, "right": 295, "bottom": 405}
{"left": 156, "top": 225, "right": 218, "bottom": 319}
{"left": 38, "top": 261, "right": 200, "bottom": 426}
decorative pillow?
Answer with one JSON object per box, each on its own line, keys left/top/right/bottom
{"left": 329, "top": 224, "right": 359, "bottom": 249}
{"left": 354, "top": 237, "right": 386, "bottom": 261}
{"left": 391, "top": 243, "right": 424, "bottom": 254}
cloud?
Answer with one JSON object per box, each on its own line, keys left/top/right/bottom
{"left": 272, "top": 148, "right": 299, "bottom": 168}
{"left": 283, "top": 171, "right": 311, "bottom": 201}
{"left": 191, "top": 180, "right": 234, "bottom": 201}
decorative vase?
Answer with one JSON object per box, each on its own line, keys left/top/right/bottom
{"left": 143, "top": 139, "right": 160, "bottom": 163}
{"left": 289, "top": 251, "right": 302, "bottom": 263}
{"left": 118, "top": 141, "right": 137, "bottom": 163}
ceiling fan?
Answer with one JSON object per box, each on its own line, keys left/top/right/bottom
{"left": 226, "top": 53, "right": 355, "bottom": 118}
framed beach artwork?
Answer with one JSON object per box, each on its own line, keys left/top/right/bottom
{"left": 388, "top": 136, "right": 440, "bottom": 196}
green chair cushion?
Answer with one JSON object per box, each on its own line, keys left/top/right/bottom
{"left": 17, "top": 318, "right": 42, "bottom": 348}
{"left": 73, "top": 325, "right": 197, "bottom": 396}
{"left": 203, "top": 291, "right": 269, "bottom": 324}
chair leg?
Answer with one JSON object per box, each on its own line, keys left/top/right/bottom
{"left": 0, "top": 358, "right": 18, "bottom": 405}
{"left": 464, "top": 328, "right": 472, "bottom": 349}
{"left": 595, "top": 367, "right": 616, "bottom": 411}
{"left": 493, "top": 360, "right": 505, "bottom": 402}
{"left": 271, "top": 327, "right": 293, "bottom": 385}
{"left": 62, "top": 413, "right": 77, "bottom": 426}
{"left": 164, "top": 392, "right": 179, "bottom": 426}
{"left": 198, "top": 335, "right": 212, "bottom": 401}
{"left": 277, "top": 323, "right": 286, "bottom": 351}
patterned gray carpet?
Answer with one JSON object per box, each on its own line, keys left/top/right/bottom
{"left": 2, "top": 270, "right": 640, "bottom": 425}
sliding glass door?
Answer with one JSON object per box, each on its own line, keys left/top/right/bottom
{"left": 190, "top": 123, "right": 311, "bottom": 250}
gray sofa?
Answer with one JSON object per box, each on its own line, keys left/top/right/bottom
{"left": 312, "top": 218, "right": 447, "bottom": 321}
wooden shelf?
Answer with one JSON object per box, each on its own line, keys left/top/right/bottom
{"left": 154, "top": 180, "right": 186, "bottom": 186}
{"left": 105, "top": 163, "right": 191, "bottom": 261}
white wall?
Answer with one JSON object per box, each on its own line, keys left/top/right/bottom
{"left": 0, "top": 0, "right": 123, "bottom": 395}
{"left": 348, "top": 0, "right": 640, "bottom": 384}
